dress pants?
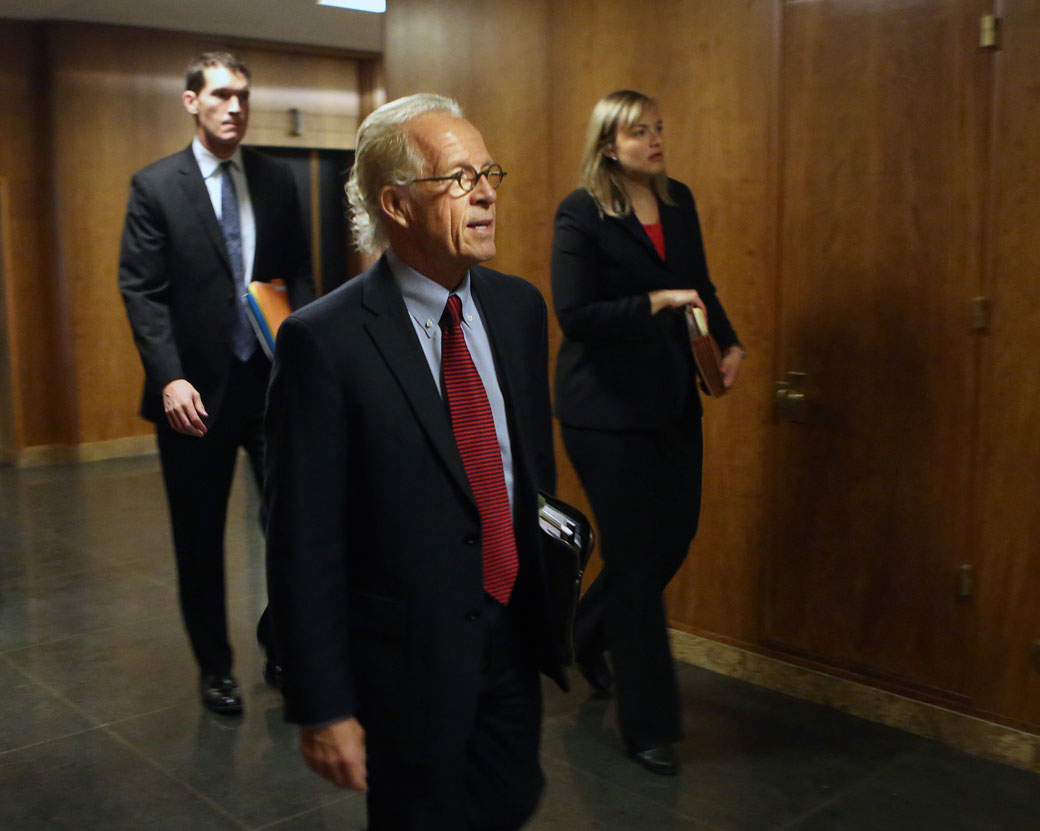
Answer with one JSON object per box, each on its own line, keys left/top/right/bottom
{"left": 563, "top": 412, "right": 703, "bottom": 752}
{"left": 156, "top": 352, "right": 272, "bottom": 677}
{"left": 365, "top": 595, "right": 545, "bottom": 831}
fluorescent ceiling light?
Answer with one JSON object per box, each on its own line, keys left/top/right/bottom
{"left": 317, "top": 0, "right": 386, "bottom": 11}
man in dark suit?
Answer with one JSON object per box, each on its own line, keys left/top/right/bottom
{"left": 264, "top": 94, "right": 564, "bottom": 829}
{"left": 118, "top": 52, "right": 314, "bottom": 716}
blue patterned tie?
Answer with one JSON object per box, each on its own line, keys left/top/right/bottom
{"left": 220, "top": 161, "right": 256, "bottom": 361}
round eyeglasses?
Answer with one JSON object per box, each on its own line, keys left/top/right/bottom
{"left": 404, "top": 164, "right": 507, "bottom": 194}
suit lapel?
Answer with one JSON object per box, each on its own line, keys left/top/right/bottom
{"left": 361, "top": 258, "right": 475, "bottom": 508}
{"left": 617, "top": 210, "right": 659, "bottom": 260}
{"left": 176, "top": 145, "right": 232, "bottom": 275}
{"left": 659, "top": 198, "right": 688, "bottom": 280}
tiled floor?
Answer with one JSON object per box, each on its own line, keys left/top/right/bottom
{"left": 2, "top": 456, "right": 1039, "bottom": 830}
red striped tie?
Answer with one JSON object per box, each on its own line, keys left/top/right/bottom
{"left": 440, "top": 294, "right": 518, "bottom": 605}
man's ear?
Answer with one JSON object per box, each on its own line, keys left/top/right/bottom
{"left": 379, "top": 185, "right": 411, "bottom": 230}
{"left": 182, "top": 90, "right": 199, "bottom": 116}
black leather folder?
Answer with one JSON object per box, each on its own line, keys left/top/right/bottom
{"left": 538, "top": 491, "right": 595, "bottom": 666}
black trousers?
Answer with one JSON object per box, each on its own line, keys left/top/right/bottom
{"left": 365, "top": 595, "right": 545, "bottom": 831}
{"left": 156, "top": 353, "right": 274, "bottom": 677}
{"left": 563, "top": 414, "right": 703, "bottom": 751}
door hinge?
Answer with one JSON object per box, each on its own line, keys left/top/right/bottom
{"left": 980, "top": 14, "right": 1001, "bottom": 50}
{"left": 971, "top": 296, "right": 991, "bottom": 332}
{"left": 956, "top": 564, "right": 975, "bottom": 598}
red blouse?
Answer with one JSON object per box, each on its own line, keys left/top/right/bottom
{"left": 643, "top": 221, "right": 666, "bottom": 260}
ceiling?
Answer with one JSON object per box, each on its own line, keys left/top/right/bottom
{"left": 0, "top": 0, "right": 383, "bottom": 53}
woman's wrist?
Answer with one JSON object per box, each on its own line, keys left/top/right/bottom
{"left": 725, "top": 343, "right": 746, "bottom": 359}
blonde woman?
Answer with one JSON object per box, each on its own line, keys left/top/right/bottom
{"left": 551, "top": 90, "right": 744, "bottom": 775}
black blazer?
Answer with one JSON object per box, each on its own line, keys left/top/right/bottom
{"left": 551, "top": 180, "right": 738, "bottom": 430}
{"left": 263, "top": 256, "right": 564, "bottom": 758}
{"left": 119, "top": 145, "right": 314, "bottom": 423}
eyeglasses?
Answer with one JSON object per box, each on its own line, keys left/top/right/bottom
{"left": 404, "top": 164, "right": 507, "bottom": 194}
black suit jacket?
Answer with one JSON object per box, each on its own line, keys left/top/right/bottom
{"left": 119, "top": 144, "right": 314, "bottom": 423}
{"left": 264, "top": 256, "right": 563, "bottom": 758}
{"left": 551, "top": 180, "right": 739, "bottom": 430}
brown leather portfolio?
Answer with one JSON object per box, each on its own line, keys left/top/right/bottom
{"left": 685, "top": 305, "right": 727, "bottom": 398}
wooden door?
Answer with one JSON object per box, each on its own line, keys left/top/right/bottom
{"left": 970, "top": 0, "right": 1040, "bottom": 729}
{"left": 767, "top": 0, "right": 992, "bottom": 696}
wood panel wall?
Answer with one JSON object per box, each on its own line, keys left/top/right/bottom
{"left": 0, "top": 22, "right": 72, "bottom": 458}
{"left": 971, "top": 0, "right": 1040, "bottom": 727}
{"left": 0, "top": 176, "right": 11, "bottom": 457}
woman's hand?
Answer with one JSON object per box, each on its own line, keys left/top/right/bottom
{"left": 720, "top": 345, "right": 744, "bottom": 389}
{"left": 648, "top": 289, "right": 706, "bottom": 318}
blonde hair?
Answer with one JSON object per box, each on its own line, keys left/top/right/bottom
{"left": 346, "top": 93, "right": 464, "bottom": 255}
{"left": 577, "top": 90, "right": 674, "bottom": 218}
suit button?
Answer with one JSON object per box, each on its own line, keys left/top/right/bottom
{"left": 463, "top": 534, "right": 479, "bottom": 546}
{"left": 464, "top": 609, "right": 481, "bottom": 622}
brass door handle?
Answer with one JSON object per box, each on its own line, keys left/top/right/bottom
{"left": 775, "top": 371, "right": 809, "bottom": 422}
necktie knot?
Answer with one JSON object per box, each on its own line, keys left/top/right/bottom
{"left": 441, "top": 294, "right": 463, "bottom": 331}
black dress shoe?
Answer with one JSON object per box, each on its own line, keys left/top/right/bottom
{"left": 262, "top": 660, "right": 284, "bottom": 690}
{"left": 629, "top": 744, "right": 679, "bottom": 776}
{"left": 200, "top": 675, "right": 243, "bottom": 716}
{"left": 577, "top": 650, "right": 613, "bottom": 692}
{"left": 257, "top": 626, "right": 283, "bottom": 691}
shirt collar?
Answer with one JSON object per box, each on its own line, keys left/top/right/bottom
{"left": 192, "top": 136, "right": 244, "bottom": 181}
{"left": 386, "top": 249, "right": 475, "bottom": 340}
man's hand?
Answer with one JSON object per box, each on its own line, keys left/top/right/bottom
{"left": 649, "top": 289, "right": 707, "bottom": 318}
{"left": 162, "top": 379, "right": 208, "bottom": 436}
{"left": 300, "top": 717, "right": 368, "bottom": 791}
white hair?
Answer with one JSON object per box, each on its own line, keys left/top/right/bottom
{"left": 346, "top": 93, "right": 464, "bottom": 255}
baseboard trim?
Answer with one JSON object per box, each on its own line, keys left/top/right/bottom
{"left": 669, "top": 629, "right": 1040, "bottom": 773}
{"left": 10, "top": 435, "right": 157, "bottom": 467}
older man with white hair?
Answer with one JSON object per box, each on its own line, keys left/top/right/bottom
{"left": 264, "top": 94, "right": 565, "bottom": 829}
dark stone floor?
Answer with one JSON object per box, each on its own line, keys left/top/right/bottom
{"left": 2, "top": 456, "right": 1039, "bottom": 830}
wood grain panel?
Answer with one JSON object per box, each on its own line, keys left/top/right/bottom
{"left": 970, "top": 0, "right": 1040, "bottom": 728}
{"left": 0, "top": 177, "right": 13, "bottom": 459}
{"left": 0, "top": 21, "right": 72, "bottom": 453}
{"left": 548, "top": 0, "right": 779, "bottom": 641}
{"left": 768, "top": 0, "right": 990, "bottom": 695}
{"left": 44, "top": 23, "right": 364, "bottom": 445}
{"left": 385, "top": 0, "right": 553, "bottom": 294}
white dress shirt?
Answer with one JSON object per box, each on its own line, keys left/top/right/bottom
{"left": 192, "top": 137, "right": 257, "bottom": 285}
